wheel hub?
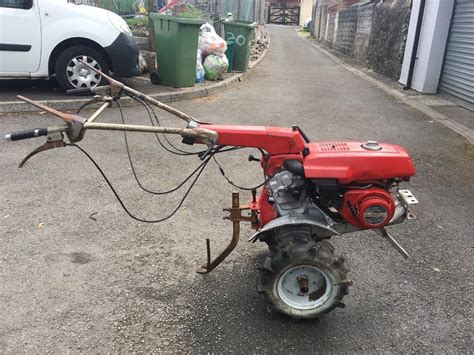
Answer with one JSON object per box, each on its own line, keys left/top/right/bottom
{"left": 79, "top": 67, "right": 90, "bottom": 78}
{"left": 297, "top": 274, "right": 309, "bottom": 294}
{"left": 276, "top": 265, "right": 332, "bottom": 310}
{"left": 66, "top": 55, "right": 102, "bottom": 89}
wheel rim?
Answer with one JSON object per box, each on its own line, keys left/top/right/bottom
{"left": 66, "top": 55, "right": 102, "bottom": 89}
{"left": 276, "top": 265, "right": 332, "bottom": 310}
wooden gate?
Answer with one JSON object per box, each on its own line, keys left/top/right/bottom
{"left": 267, "top": 3, "right": 300, "bottom": 25}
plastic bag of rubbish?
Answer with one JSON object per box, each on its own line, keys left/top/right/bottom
{"left": 196, "top": 49, "right": 205, "bottom": 83}
{"left": 199, "top": 31, "right": 227, "bottom": 56}
{"left": 199, "top": 22, "right": 216, "bottom": 35}
{"left": 203, "top": 54, "right": 228, "bottom": 81}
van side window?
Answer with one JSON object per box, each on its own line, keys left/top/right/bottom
{"left": 0, "top": 0, "right": 33, "bottom": 9}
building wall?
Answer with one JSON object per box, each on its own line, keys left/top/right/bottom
{"left": 300, "top": 0, "right": 314, "bottom": 25}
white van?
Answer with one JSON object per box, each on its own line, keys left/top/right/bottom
{"left": 0, "top": 0, "right": 140, "bottom": 91}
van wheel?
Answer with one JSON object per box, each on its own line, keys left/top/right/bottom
{"left": 55, "top": 45, "right": 109, "bottom": 91}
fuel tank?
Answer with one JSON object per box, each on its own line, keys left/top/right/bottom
{"left": 303, "top": 142, "right": 415, "bottom": 184}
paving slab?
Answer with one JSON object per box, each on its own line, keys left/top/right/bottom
{"left": 300, "top": 32, "right": 474, "bottom": 144}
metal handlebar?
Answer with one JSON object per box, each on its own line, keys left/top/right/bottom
{"left": 4, "top": 74, "right": 220, "bottom": 169}
{"left": 5, "top": 126, "right": 67, "bottom": 142}
{"left": 6, "top": 127, "right": 48, "bottom": 141}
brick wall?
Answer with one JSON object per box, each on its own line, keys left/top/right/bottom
{"left": 325, "top": 13, "right": 336, "bottom": 47}
{"left": 334, "top": 7, "right": 358, "bottom": 56}
{"left": 320, "top": 6, "right": 328, "bottom": 40}
{"left": 353, "top": 3, "right": 374, "bottom": 63}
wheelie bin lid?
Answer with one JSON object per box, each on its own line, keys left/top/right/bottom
{"left": 225, "top": 20, "right": 257, "bottom": 28}
{"left": 150, "top": 13, "right": 205, "bottom": 25}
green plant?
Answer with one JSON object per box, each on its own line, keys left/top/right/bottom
{"left": 125, "top": 16, "right": 149, "bottom": 28}
{"left": 173, "top": 5, "right": 207, "bottom": 20}
{"left": 298, "top": 27, "right": 310, "bottom": 33}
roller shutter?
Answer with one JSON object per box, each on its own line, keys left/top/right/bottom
{"left": 439, "top": 0, "right": 474, "bottom": 111}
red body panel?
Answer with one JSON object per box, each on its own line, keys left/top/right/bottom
{"left": 303, "top": 142, "right": 415, "bottom": 184}
{"left": 202, "top": 125, "right": 306, "bottom": 156}
{"left": 250, "top": 187, "right": 277, "bottom": 229}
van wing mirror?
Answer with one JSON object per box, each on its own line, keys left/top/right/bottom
{"left": 23, "top": 0, "right": 33, "bottom": 10}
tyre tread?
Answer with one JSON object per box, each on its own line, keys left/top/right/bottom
{"left": 257, "top": 227, "right": 351, "bottom": 319}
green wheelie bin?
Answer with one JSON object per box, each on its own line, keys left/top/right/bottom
{"left": 223, "top": 20, "right": 257, "bottom": 72}
{"left": 225, "top": 40, "right": 236, "bottom": 72}
{"left": 150, "top": 14, "right": 204, "bottom": 87}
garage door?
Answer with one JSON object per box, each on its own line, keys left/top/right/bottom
{"left": 438, "top": 0, "right": 474, "bottom": 111}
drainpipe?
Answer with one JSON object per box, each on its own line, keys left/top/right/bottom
{"left": 404, "top": 0, "right": 426, "bottom": 90}
{"left": 317, "top": 3, "right": 323, "bottom": 39}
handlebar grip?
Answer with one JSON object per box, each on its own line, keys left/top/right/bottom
{"left": 5, "top": 127, "right": 48, "bottom": 141}
{"left": 66, "top": 88, "right": 92, "bottom": 95}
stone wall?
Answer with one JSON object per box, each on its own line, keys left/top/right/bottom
{"left": 310, "top": 0, "right": 411, "bottom": 80}
{"left": 367, "top": 0, "right": 412, "bottom": 80}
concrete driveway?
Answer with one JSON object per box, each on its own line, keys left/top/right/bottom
{"left": 1, "top": 25, "right": 472, "bottom": 353}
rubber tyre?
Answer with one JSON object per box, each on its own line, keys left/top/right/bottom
{"left": 150, "top": 71, "right": 161, "bottom": 85}
{"left": 257, "top": 227, "right": 350, "bottom": 319}
{"left": 55, "top": 45, "right": 109, "bottom": 91}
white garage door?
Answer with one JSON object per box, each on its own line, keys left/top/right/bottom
{"left": 439, "top": 0, "right": 474, "bottom": 111}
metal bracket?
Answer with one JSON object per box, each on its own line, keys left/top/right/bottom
{"left": 398, "top": 190, "right": 419, "bottom": 206}
{"left": 197, "top": 192, "right": 255, "bottom": 274}
{"left": 406, "top": 207, "right": 417, "bottom": 220}
{"left": 397, "top": 189, "right": 418, "bottom": 221}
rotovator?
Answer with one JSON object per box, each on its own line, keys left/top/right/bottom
{"left": 6, "top": 62, "right": 418, "bottom": 319}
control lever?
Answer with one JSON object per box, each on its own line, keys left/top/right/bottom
{"left": 18, "top": 130, "right": 66, "bottom": 168}
{"left": 198, "top": 144, "right": 214, "bottom": 161}
{"left": 248, "top": 154, "right": 260, "bottom": 162}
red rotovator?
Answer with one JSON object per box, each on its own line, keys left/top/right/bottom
{"left": 6, "top": 68, "right": 419, "bottom": 319}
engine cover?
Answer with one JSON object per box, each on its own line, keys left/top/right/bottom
{"left": 338, "top": 188, "right": 395, "bottom": 229}
{"left": 303, "top": 142, "right": 415, "bottom": 184}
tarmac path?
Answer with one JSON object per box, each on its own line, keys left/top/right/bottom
{"left": 1, "top": 25, "right": 472, "bottom": 353}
